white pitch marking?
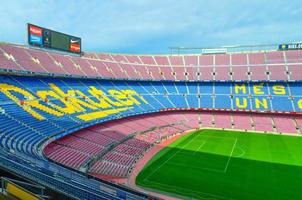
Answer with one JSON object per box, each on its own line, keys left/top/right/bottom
{"left": 193, "top": 141, "right": 206, "bottom": 155}
{"left": 167, "top": 162, "right": 225, "bottom": 173}
{"left": 144, "top": 133, "right": 199, "bottom": 181}
{"left": 223, "top": 138, "right": 238, "bottom": 173}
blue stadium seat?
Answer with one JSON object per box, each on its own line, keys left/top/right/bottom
{"left": 0, "top": 74, "right": 301, "bottom": 159}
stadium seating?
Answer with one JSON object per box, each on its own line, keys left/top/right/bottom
{"left": 233, "top": 113, "right": 252, "bottom": 130}
{"left": 252, "top": 115, "right": 274, "bottom": 132}
{"left": 0, "top": 74, "right": 302, "bottom": 158}
{"left": 273, "top": 116, "right": 297, "bottom": 134}
{"left": 1, "top": 42, "right": 302, "bottom": 198}
{"left": 1, "top": 43, "right": 302, "bottom": 81}
{"left": 44, "top": 110, "right": 301, "bottom": 179}
{"left": 44, "top": 143, "right": 90, "bottom": 169}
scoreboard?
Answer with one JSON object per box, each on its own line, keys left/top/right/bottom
{"left": 278, "top": 43, "right": 302, "bottom": 51}
{"left": 28, "top": 23, "right": 81, "bottom": 54}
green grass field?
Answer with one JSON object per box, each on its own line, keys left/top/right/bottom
{"left": 136, "top": 129, "right": 302, "bottom": 200}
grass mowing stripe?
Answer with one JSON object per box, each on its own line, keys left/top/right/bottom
{"left": 144, "top": 178, "right": 234, "bottom": 200}
{"left": 167, "top": 161, "right": 226, "bottom": 173}
{"left": 143, "top": 132, "right": 199, "bottom": 181}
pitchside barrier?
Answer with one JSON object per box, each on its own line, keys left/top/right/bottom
{"left": 160, "top": 107, "right": 302, "bottom": 116}
{"left": 0, "top": 177, "right": 46, "bottom": 200}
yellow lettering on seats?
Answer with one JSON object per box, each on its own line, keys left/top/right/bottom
{"left": 49, "top": 83, "right": 98, "bottom": 112}
{"left": 72, "top": 90, "right": 99, "bottom": 110}
{"left": 121, "top": 90, "right": 148, "bottom": 105}
{"left": 36, "top": 90, "right": 79, "bottom": 114}
{"left": 0, "top": 84, "right": 63, "bottom": 120}
{"left": 255, "top": 98, "right": 268, "bottom": 109}
{"left": 77, "top": 107, "right": 131, "bottom": 121}
{"left": 108, "top": 90, "right": 134, "bottom": 106}
{"left": 253, "top": 83, "right": 265, "bottom": 95}
{"left": 88, "top": 86, "right": 122, "bottom": 107}
{"left": 87, "top": 87, "right": 111, "bottom": 109}
{"left": 235, "top": 98, "right": 247, "bottom": 109}
{"left": 0, "top": 83, "right": 149, "bottom": 122}
{"left": 234, "top": 84, "right": 246, "bottom": 94}
{"left": 73, "top": 90, "right": 103, "bottom": 108}
{"left": 273, "top": 85, "right": 286, "bottom": 95}
{"left": 298, "top": 99, "right": 302, "bottom": 110}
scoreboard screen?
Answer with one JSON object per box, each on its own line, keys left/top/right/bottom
{"left": 279, "top": 43, "right": 302, "bottom": 51}
{"left": 28, "top": 23, "right": 81, "bottom": 54}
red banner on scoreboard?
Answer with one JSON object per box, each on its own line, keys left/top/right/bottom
{"left": 29, "top": 25, "right": 42, "bottom": 36}
{"left": 70, "top": 43, "right": 80, "bottom": 52}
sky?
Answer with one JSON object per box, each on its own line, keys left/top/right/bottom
{"left": 0, "top": 0, "right": 301, "bottom": 54}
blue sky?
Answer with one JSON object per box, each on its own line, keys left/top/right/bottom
{"left": 0, "top": 0, "right": 301, "bottom": 54}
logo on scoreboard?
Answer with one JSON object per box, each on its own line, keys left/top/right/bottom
{"left": 29, "top": 25, "right": 43, "bottom": 45}
{"left": 29, "top": 25, "right": 42, "bottom": 36}
{"left": 29, "top": 34, "right": 42, "bottom": 45}
{"left": 28, "top": 23, "right": 82, "bottom": 54}
{"left": 70, "top": 38, "right": 79, "bottom": 43}
{"left": 43, "top": 29, "right": 51, "bottom": 47}
{"left": 279, "top": 43, "right": 302, "bottom": 50}
{"left": 70, "top": 37, "right": 81, "bottom": 53}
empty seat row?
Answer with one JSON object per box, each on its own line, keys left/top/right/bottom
{"left": 43, "top": 110, "right": 302, "bottom": 180}
{"left": 1, "top": 43, "right": 302, "bottom": 81}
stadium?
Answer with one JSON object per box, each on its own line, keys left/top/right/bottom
{"left": 1, "top": 1, "right": 302, "bottom": 200}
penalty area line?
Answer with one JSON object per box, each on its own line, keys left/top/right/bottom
{"left": 167, "top": 162, "right": 226, "bottom": 174}
{"left": 193, "top": 141, "right": 206, "bottom": 155}
{"left": 223, "top": 138, "right": 238, "bottom": 173}
{"left": 143, "top": 133, "right": 198, "bottom": 182}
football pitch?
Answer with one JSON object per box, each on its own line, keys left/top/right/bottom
{"left": 136, "top": 129, "right": 302, "bottom": 200}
